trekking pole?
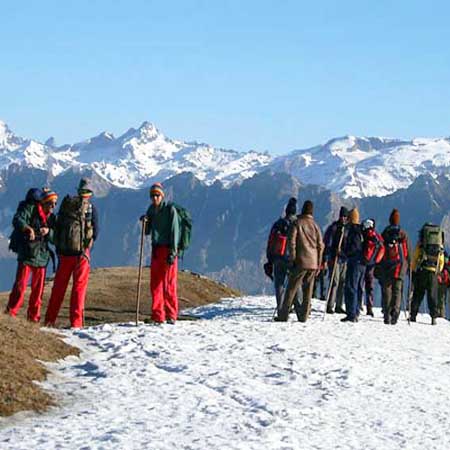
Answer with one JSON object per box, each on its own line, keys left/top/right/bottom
{"left": 135, "top": 218, "right": 146, "bottom": 326}
{"left": 407, "top": 266, "right": 416, "bottom": 325}
{"left": 322, "top": 228, "right": 345, "bottom": 321}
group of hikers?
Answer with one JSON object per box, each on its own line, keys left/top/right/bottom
{"left": 265, "top": 198, "right": 449, "bottom": 325}
{"left": 4, "top": 180, "right": 182, "bottom": 328}
{"left": 4, "top": 181, "right": 449, "bottom": 329}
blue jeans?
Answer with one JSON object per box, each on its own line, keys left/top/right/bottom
{"left": 345, "top": 261, "right": 366, "bottom": 320}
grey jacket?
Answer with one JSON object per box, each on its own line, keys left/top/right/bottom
{"left": 288, "top": 214, "right": 324, "bottom": 270}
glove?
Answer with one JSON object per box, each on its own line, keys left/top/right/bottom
{"left": 167, "top": 254, "right": 176, "bottom": 265}
{"left": 139, "top": 215, "right": 148, "bottom": 222}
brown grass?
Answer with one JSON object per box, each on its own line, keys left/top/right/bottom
{"left": 0, "top": 267, "right": 241, "bottom": 417}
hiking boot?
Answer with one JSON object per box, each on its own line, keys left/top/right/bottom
{"left": 166, "top": 318, "right": 176, "bottom": 325}
{"left": 391, "top": 313, "right": 398, "bottom": 325}
{"left": 326, "top": 307, "right": 335, "bottom": 314}
{"left": 335, "top": 307, "right": 346, "bottom": 314}
{"left": 340, "top": 316, "right": 357, "bottom": 323}
{"left": 431, "top": 317, "right": 437, "bottom": 326}
{"left": 366, "top": 305, "right": 374, "bottom": 317}
{"left": 273, "top": 316, "right": 286, "bottom": 322}
{"left": 144, "top": 318, "right": 163, "bottom": 325}
{"left": 409, "top": 316, "right": 416, "bottom": 323}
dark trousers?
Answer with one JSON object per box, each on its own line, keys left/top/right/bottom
{"left": 381, "top": 277, "right": 403, "bottom": 321}
{"left": 344, "top": 262, "right": 366, "bottom": 320}
{"left": 365, "top": 265, "right": 375, "bottom": 307}
{"left": 273, "top": 259, "right": 298, "bottom": 315}
{"left": 313, "top": 270, "right": 326, "bottom": 300}
{"left": 411, "top": 270, "right": 438, "bottom": 319}
{"left": 279, "top": 266, "right": 315, "bottom": 322}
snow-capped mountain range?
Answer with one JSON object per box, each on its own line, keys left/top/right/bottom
{"left": 1, "top": 119, "right": 450, "bottom": 198}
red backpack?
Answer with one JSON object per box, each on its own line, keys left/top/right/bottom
{"left": 382, "top": 225, "right": 408, "bottom": 276}
{"left": 363, "top": 229, "right": 385, "bottom": 265}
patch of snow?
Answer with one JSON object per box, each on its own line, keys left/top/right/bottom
{"left": 1, "top": 296, "right": 450, "bottom": 449}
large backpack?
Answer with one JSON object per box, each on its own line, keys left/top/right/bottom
{"left": 363, "top": 230, "right": 385, "bottom": 265}
{"left": 382, "top": 225, "right": 406, "bottom": 267}
{"left": 267, "top": 217, "right": 293, "bottom": 259}
{"left": 168, "top": 202, "right": 192, "bottom": 256}
{"left": 55, "top": 195, "right": 94, "bottom": 255}
{"left": 420, "top": 223, "right": 444, "bottom": 269}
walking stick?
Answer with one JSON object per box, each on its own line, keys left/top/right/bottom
{"left": 135, "top": 218, "right": 146, "bottom": 326}
{"left": 405, "top": 267, "right": 412, "bottom": 324}
{"left": 323, "top": 227, "right": 345, "bottom": 320}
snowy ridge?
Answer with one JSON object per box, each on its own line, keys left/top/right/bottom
{"left": 0, "top": 121, "right": 271, "bottom": 189}
{"left": 1, "top": 296, "right": 450, "bottom": 449}
{"left": 270, "top": 135, "right": 450, "bottom": 198}
{"left": 2, "top": 119, "right": 450, "bottom": 197}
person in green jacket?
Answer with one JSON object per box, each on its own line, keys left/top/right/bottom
{"left": 6, "top": 189, "right": 58, "bottom": 322}
{"left": 141, "top": 182, "right": 180, "bottom": 324}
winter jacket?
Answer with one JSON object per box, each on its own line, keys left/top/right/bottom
{"left": 343, "top": 223, "right": 364, "bottom": 264}
{"left": 266, "top": 214, "right": 297, "bottom": 262}
{"left": 380, "top": 225, "right": 410, "bottom": 279}
{"left": 323, "top": 220, "right": 348, "bottom": 263}
{"left": 287, "top": 214, "right": 324, "bottom": 270}
{"left": 145, "top": 201, "right": 180, "bottom": 257}
{"left": 12, "top": 202, "right": 55, "bottom": 268}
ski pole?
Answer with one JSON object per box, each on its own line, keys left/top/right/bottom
{"left": 135, "top": 217, "right": 146, "bottom": 326}
{"left": 323, "top": 227, "right": 345, "bottom": 320}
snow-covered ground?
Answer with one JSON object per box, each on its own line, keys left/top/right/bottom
{"left": 2, "top": 296, "right": 450, "bottom": 450}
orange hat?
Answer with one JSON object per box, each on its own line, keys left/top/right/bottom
{"left": 41, "top": 190, "right": 58, "bottom": 204}
{"left": 150, "top": 182, "right": 164, "bottom": 197}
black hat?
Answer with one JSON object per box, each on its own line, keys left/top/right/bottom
{"left": 301, "top": 200, "right": 314, "bottom": 215}
{"left": 285, "top": 197, "right": 297, "bottom": 216}
{"left": 339, "top": 206, "right": 349, "bottom": 218}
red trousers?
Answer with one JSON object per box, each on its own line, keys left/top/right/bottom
{"left": 7, "top": 263, "right": 46, "bottom": 322}
{"left": 151, "top": 246, "right": 178, "bottom": 322}
{"left": 45, "top": 251, "right": 90, "bottom": 328}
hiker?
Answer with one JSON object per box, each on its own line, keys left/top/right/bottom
{"left": 141, "top": 182, "right": 180, "bottom": 324}
{"left": 277, "top": 200, "right": 324, "bottom": 322}
{"left": 361, "top": 218, "right": 384, "bottom": 317}
{"left": 437, "top": 252, "right": 450, "bottom": 318}
{"left": 341, "top": 208, "right": 365, "bottom": 322}
{"left": 265, "top": 197, "right": 298, "bottom": 318}
{"left": 323, "top": 206, "right": 349, "bottom": 314}
{"left": 44, "top": 179, "right": 99, "bottom": 328}
{"left": 410, "top": 223, "right": 445, "bottom": 325}
{"left": 6, "top": 189, "right": 58, "bottom": 322}
{"left": 378, "top": 209, "right": 410, "bottom": 325}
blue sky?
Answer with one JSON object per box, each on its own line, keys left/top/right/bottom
{"left": 1, "top": 1, "right": 450, "bottom": 154}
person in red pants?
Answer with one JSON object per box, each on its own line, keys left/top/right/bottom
{"left": 141, "top": 183, "right": 180, "bottom": 324}
{"left": 45, "top": 179, "right": 99, "bottom": 328}
{"left": 6, "top": 189, "right": 58, "bottom": 322}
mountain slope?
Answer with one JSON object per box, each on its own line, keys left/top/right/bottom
{"left": 2, "top": 120, "right": 450, "bottom": 197}
{"left": 270, "top": 135, "right": 450, "bottom": 198}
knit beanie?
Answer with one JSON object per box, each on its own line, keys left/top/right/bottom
{"left": 150, "top": 182, "right": 165, "bottom": 198}
{"left": 301, "top": 200, "right": 314, "bottom": 216}
{"left": 285, "top": 197, "right": 297, "bottom": 217}
{"left": 41, "top": 190, "right": 58, "bottom": 204}
{"left": 348, "top": 208, "right": 360, "bottom": 224}
{"left": 389, "top": 209, "right": 400, "bottom": 226}
{"left": 78, "top": 178, "right": 94, "bottom": 198}
{"left": 339, "top": 206, "right": 349, "bottom": 218}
